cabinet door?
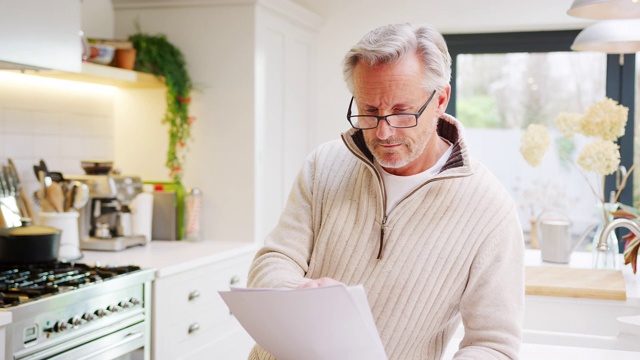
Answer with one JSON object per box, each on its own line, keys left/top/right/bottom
{"left": 153, "top": 251, "right": 256, "bottom": 360}
{"left": 0, "top": 0, "right": 81, "bottom": 72}
{"left": 255, "top": 5, "right": 319, "bottom": 241}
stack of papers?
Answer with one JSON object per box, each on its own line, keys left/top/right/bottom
{"left": 219, "top": 284, "right": 387, "bottom": 360}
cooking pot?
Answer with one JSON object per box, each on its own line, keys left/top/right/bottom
{"left": 0, "top": 221, "right": 61, "bottom": 264}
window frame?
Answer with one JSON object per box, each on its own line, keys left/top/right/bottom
{"left": 444, "top": 30, "right": 636, "bottom": 206}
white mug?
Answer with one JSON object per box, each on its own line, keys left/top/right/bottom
{"left": 538, "top": 219, "right": 574, "bottom": 264}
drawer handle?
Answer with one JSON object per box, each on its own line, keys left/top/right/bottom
{"left": 188, "top": 290, "right": 200, "bottom": 301}
{"left": 188, "top": 322, "right": 200, "bottom": 334}
{"left": 230, "top": 275, "right": 241, "bottom": 286}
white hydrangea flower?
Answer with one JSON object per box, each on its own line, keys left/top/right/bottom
{"left": 554, "top": 112, "right": 582, "bottom": 138}
{"left": 580, "top": 98, "right": 628, "bottom": 141}
{"left": 520, "top": 124, "right": 550, "bottom": 167}
{"left": 576, "top": 139, "right": 620, "bottom": 176}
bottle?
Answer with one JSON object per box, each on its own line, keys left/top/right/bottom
{"left": 184, "top": 188, "right": 202, "bottom": 242}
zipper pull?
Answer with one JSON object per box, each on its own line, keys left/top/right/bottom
{"left": 377, "top": 216, "right": 387, "bottom": 259}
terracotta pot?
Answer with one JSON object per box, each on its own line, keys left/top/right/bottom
{"left": 115, "top": 48, "right": 137, "bottom": 70}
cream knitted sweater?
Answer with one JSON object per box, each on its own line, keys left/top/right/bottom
{"left": 247, "top": 114, "right": 524, "bottom": 360}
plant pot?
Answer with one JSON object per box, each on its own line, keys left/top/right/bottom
{"left": 115, "top": 48, "right": 137, "bottom": 70}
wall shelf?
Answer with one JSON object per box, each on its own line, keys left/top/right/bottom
{"left": 18, "top": 62, "right": 165, "bottom": 89}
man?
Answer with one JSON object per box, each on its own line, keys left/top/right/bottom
{"left": 248, "top": 23, "right": 524, "bottom": 359}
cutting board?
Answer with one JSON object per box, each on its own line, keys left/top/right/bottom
{"left": 525, "top": 266, "right": 627, "bottom": 301}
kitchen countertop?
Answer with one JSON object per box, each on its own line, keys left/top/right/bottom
{"left": 79, "top": 240, "right": 259, "bottom": 278}
{"left": 525, "top": 249, "right": 640, "bottom": 301}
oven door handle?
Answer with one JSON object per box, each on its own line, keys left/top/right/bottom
{"left": 73, "top": 332, "right": 144, "bottom": 360}
{"left": 25, "top": 331, "right": 145, "bottom": 360}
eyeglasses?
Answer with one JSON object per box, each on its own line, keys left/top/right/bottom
{"left": 346, "top": 90, "right": 437, "bottom": 130}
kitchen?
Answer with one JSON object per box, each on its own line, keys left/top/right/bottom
{"left": 1, "top": 0, "right": 640, "bottom": 359}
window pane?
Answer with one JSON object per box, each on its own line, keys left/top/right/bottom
{"left": 456, "top": 52, "right": 607, "bottom": 248}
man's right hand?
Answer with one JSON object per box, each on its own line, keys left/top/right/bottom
{"left": 297, "top": 277, "right": 344, "bottom": 288}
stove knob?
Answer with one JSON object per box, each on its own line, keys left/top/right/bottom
{"left": 130, "top": 297, "right": 141, "bottom": 306}
{"left": 94, "top": 308, "right": 109, "bottom": 318}
{"left": 82, "top": 312, "right": 96, "bottom": 322}
{"left": 107, "top": 304, "right": 122, "bottom": 313}
{"left": 54, "top": 320, "right": 70, "bottom": 332}
{"left": 70, "top": 316, "right": 84, "bottom": 327}
{"left": 118, "top": 300, "right": 132, "bottom": 309}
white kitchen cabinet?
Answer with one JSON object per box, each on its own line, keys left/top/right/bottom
{"left": 152, "top": 250, "right": 256, "bottom": 360}
{"left": 0, "top": 0, "right": 82, "bottom": 72}
{"left": 0, "top": 312, "right": 10, "bottom": 360}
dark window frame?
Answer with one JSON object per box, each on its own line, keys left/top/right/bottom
{"left": 444, "top": 30, "right": 636, "bottom": 208}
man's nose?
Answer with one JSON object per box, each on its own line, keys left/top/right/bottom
{"left": 375, "top": 118, "right": 395, "bottom": 139}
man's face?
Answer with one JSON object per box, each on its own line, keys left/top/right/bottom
{"left": 352, "top": 53, "right": 442, "bottom": 176}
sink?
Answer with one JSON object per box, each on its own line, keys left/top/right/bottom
{"left": 442, "top": 295, "right": 640, "bottom": 358}
{"left": 525, "top": 295, "right": 639, "bottom": 336}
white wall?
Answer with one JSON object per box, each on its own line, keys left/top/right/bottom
{"left": 0, "top": 71, "right": 117, "bottom": 222}
{"left": 113, "top": 4, "right": 258, "bottom": 243}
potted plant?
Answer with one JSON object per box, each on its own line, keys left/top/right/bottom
{"left": 129, "top": 29, "right": 194, "bottom": 184}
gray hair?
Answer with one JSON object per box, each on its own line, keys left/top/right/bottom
{"left": 343, "top": 23, "right": 452, "bottom": 95}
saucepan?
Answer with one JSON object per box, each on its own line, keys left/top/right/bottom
{"left": 0, "top": 220, "right": 61, "bottom": 264}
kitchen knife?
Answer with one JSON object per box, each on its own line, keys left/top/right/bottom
{"left": 0, "top": 168, "right": 7, "bottom": 198}
{"left": 1, "top": 165, "right": 24, "bottom": 225}
{"left": 8, "top": 158, "right": 34, "bottom": 219}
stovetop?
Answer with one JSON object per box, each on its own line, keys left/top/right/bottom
{"left": 0, "top": 261, "right": 141, "bottom": 308}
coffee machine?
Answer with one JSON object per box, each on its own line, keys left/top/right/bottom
{"left": 65, "top": 174, "right": 147, "bottom": 251}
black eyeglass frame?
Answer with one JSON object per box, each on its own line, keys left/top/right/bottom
{"left": 346, "top": 90, "right": 437, "bottom": 130}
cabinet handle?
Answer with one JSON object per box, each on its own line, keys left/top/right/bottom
{"left": 188, "top": 290, "right": 200, "bottom": 301}
{"left": 230, "top": 275, "right": 241, "bottom": 286}
{"left": 188, "top": 322, "right": 200, "bottom": 334}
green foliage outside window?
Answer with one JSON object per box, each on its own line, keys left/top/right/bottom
{"left": 456, "top": 95, "right": 501, "bottom": 128}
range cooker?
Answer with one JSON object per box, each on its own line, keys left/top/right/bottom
{"left": 0, "top": 261, "right": 154, "bottom": 360}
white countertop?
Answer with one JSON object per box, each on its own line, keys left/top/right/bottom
{"left": 80, "top": 240, "right": 259, "bottom": 278}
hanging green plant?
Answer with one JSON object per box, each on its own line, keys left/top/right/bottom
{"left": 129, "top": 28, "right": 194, "bottom": 184}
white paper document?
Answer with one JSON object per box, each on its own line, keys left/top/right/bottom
{"left": 218, "top": 284, "right": 388, "bottom": 360}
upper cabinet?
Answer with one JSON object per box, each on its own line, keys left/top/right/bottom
{"left": 0, "top": 0, "right": 82, "bottom": 72}
{"left": 0, "top": 0, "right": 163, "bottom": 88}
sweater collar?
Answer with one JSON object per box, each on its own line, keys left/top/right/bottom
{"left": 341, "top": 113, "right": 473, "bottom": 177}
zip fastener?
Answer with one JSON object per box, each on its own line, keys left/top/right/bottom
{"left": 378, "top": 215, "right": 387, "bottom": 259}
{"left": 393, "top": 174, "right": 462, "bottom": 210}
{"left": 341, "top": 135, "right": 467, "bottom": 259}
{"left": 341, "top": 136, "right": 388, "bottom": 259}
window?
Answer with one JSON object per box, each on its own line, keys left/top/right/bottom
{"left": 445, "top": 31, "right": 635, "bottom": 249}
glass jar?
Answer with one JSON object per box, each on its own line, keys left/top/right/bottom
{"left": 184, "top": 188, "right": 202, "bottom": 242}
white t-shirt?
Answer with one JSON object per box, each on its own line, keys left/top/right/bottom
{"left": 375, "top": 143, "right": 453, "bottom": 214}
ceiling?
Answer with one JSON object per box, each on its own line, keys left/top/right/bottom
{"left": 112, "top": 0, "right": 590, "bottom": 33}
{"left": 289, "top": 0, "right": 589, "bottom": 33}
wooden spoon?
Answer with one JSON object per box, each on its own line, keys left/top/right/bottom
{"left": 46, "top": 182, "right": 65, "bottom": 213}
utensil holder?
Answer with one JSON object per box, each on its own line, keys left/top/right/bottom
{"left": 39, "top": 211, "right": 81, "bottom": 261}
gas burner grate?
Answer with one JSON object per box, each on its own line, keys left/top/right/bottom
{"left": 0, "top": 262, "right": 141, "bottom": 308}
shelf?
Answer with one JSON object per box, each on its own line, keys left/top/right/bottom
{"left": 20, "top": 62, "right": 165, "bottom": 89}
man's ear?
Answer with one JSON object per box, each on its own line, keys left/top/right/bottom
{"left": 435, "top": 85, "right": 451, "bottom": 116}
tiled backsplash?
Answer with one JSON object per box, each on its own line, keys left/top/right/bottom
{"left": 0, "top": 71, "right": 117, "bottom": 212}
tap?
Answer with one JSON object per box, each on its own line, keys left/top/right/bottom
{"left": 597, "top": 218, "right": 640, "bottom": 252}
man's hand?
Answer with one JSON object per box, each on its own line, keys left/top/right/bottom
{"left": 298, "top": 277, "right": 344, "bottom": 288}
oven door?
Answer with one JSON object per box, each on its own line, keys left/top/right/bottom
{"left": 17, "top": 321, "right": 146, "bottom": 360}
